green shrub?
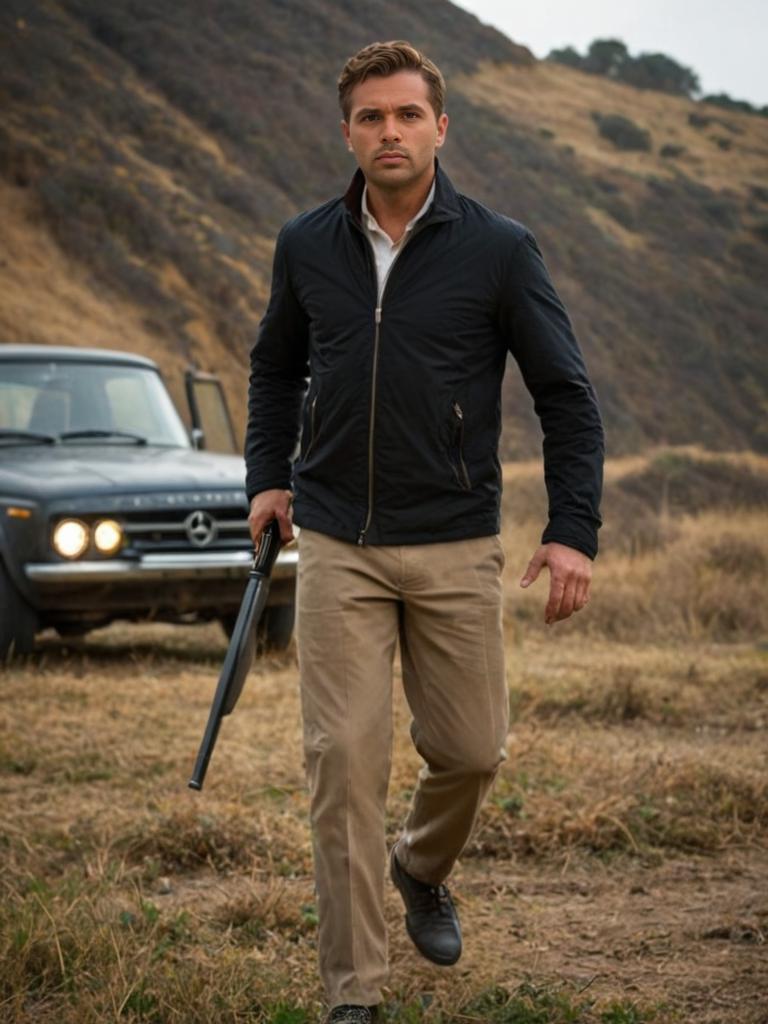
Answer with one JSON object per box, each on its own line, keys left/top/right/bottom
{"left": 688, "top": 112, "right": 712, "bottom": 129}
{"left": 592, "top": 112, "right": 652, "bottom": 151}
{"left": 660, "top": 143, "right": 686, "bottom": 158}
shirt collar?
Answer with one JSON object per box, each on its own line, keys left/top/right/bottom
{"left": 361, "top": 178, "right": 436, "bottom": 241}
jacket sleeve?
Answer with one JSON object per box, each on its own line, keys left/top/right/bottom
{"left": 244, "top": 224, "right": 310, "bottom": 502}
{"left": 498, "top": 230, "right": 605, "bottom": 559}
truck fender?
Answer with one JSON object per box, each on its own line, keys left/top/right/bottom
{"left": 0, "top": 513, "right": 39, "bottom": 605}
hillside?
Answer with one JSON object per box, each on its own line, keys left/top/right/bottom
{"left": 1, "top": 0, "right": 766, "bottom": 454}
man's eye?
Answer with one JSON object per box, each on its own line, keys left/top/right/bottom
{"left": 402, "top": 112, "right": 419, "bottom": 119}
{"left": 361, "top": 113, "right": 379, "bottom": 122}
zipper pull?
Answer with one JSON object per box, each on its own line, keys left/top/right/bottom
{"left": 375, "top": 307, "right": 382, "bottom": 324}
{"left": 357, "top": 530, "right": 366, "bottom": 546}
{"left": 453, "top": 401, "right": 463, "bottom": 420}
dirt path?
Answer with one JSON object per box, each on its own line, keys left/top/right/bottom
{"left": 454, "top": 852, "right": 768, "bottom": 1022}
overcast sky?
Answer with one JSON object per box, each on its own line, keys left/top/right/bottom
{"left": 456, "top": 0, "right": 767, "bottom": 107}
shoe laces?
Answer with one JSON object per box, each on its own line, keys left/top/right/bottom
{"left": 412, "top": 882, "right": 454, "bottom": 916}
{"left": 328, "top": 1006, "right": 373, "bottom": 1024}
{"left": 433, "top": 883, "right": 454, "bottom": 914}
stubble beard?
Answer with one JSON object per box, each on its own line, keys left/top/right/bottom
{"left": 366, "top": 153, "right": 433, "bottom": 195}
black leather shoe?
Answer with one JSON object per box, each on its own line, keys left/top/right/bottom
{"left": 325, "top": 1006, "right": 378, "bottom": 1024}
{"left": 390, "top": 845, "right": 462, "bottom": 965}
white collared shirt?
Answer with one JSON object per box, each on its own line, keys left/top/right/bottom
{"left": 361, "top": 180, "right": 436, "bottom": 303}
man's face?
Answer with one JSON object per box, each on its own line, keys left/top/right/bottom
{"left": 341, "top": 70, "right": 448, "bottom": 192}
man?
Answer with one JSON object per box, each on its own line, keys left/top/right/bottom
{"left": 246, "top": 41, "right": 604, "bottom": 1024}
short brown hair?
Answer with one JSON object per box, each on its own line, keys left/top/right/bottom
{"left": 338, "top": 41, "right": 446, "bottom": 121}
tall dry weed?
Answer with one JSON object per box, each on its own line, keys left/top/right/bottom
{"left": 503, "top": 448, "right": 768, "bottom": 643}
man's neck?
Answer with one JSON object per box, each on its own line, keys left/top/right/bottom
{"left": 364, "top": 170, "right": 435, "bottom": 243}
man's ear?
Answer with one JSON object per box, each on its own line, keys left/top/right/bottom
{"left": 341, "top": 119, "right": 353, "bottom": 152}
{"left": 435, "top": 113, "right": 449, "bottom": 149}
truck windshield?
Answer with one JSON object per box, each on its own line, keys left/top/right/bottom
{"left": 0, "top": 360, "right": 191, "bottom": 447}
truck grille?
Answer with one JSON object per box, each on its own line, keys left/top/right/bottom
{"left": 122, "top": 507, "right": 250, "bottom": 554}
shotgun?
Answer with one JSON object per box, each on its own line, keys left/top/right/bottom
{"left": 188, "top": 519, "right": 282, "bottom": 791}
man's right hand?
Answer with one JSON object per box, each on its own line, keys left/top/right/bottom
{"left": 248, "top": 489, "right": 294, "bottom": 548}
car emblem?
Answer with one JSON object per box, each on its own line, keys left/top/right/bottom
{"left": 185, "top": 510, "right": 218, "bottom": 548}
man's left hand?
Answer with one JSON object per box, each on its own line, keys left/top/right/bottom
{"left": 519, "top": 542, "right": 592, "bottom": 625}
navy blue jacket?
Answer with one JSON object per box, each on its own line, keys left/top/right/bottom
{"left": 245, "top": 163, "right": 604, "bottom": 557}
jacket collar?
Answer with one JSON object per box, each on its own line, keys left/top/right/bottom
{"left": 343, "top": 158, "right": 461, "bottom": 227}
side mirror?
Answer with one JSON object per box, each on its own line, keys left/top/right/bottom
{"left": 185, "top": 370, "right": 238, "bottom": 454}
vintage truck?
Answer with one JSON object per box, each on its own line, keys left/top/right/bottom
{"left": 0, "top": 345, "right": 297, "bottom": 659}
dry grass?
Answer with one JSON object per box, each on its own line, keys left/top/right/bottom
{"left": 1, "top": 448, "right": 767, "bottom": 1022}
{"left": 502, "top": 447, "right": 768, "bottom": 643}
{"left": 456, "top": 61, "right": 768, "bottom": 198}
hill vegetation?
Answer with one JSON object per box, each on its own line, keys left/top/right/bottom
{"left": 0, "top": 0, "right": 766, "bottom": 456}
{"left": 548, "top": 36, "right": 768, "bottom": 119}
{"left": 549, "top": 38, "right": 701, "bottom": 99}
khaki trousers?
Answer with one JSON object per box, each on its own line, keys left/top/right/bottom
{"left": 296, "top": 529, "right": 508, "bottom": 1008}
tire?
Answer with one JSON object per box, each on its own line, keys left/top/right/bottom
{"left": 219, "top": 601, "right": 295, "bottom": 654}
{"left": 256, "top": 603, "right": 295, "bottom": 654}
{"left": 0, "top": 561, "right": 38, "bottom": 661}
{"left": 55, "top": 623, "right": 91, "bottom": 639}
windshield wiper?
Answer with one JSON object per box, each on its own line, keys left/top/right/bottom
{"left": 59, "top": 429, "right": 148, "bottom": 445}
{"left": 0, "top": 429, "right": 57, "bottom": 445}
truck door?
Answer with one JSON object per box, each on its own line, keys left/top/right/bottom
{"left": 184, "top": 370, "right": 238, "bottom": 454}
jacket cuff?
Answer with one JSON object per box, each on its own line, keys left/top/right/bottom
{"left": 541, "top": 516, "right": 599, "bottom": 560}
{"left": 245, "top": 477, "right": 292, "bottom": 505}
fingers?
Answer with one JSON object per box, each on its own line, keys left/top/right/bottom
{"left": 520, "top": 546, "right": 547, "bottom": 588}
{"left": 553, "top": 579, "right": 591, "bottom": 622}
{"left": 546, "top": 577, "right": 579, "bottom": 624}
{"left": 574, "top": 577, "right": 591, "bottom": 613}
{"left": 247, "top": 510, "right": 267, "bottom": 547}
{"left": 534, "top": 542, "right": 593, "bottom": 625}
{"left": 274, "top": 499, "right": 295, "bottom": 545}
{"left": 544, "top": 576, "right": 566, "bottom": 624}
{"left": 248, "top": 489, "right": 294, "bottom": 547}
{"left": 247, "top": 504, "right": 266, "bottom": 546}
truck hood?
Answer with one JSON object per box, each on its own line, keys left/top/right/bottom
{"left": 0, "top": 444, "right": 247, "bottom": 502}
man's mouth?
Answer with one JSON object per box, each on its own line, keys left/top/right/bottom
{"left": 376, "top": 150, "right": 407, "bottom": 161}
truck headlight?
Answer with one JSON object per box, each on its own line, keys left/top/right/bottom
{"left": 52, "top": 519, "right": 89, "bottom": 559}
{"left": 93, "top": 519, "right": 124, "bottom": 555}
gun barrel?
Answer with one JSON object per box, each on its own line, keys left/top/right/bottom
{"left": 188, "top": 520, "right": 283, "bottom": 791}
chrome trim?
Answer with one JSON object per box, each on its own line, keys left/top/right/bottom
{"left": 1, "top": 497, "right": 38, "bottom": 509}
{"left": 122, "top": 519, "right": 247, "bottom": 533}
{"left": 25, "top": 548, "right": 298, "bottom": 584}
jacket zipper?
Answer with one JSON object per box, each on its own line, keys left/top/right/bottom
{"left": 358, "top": 304, "right": 382, "bottom": 544}
{"left": 452, "top": 401, "right": 471, "bottom": 490}
{"left": 357, "top": 227, "right": 424, "bottom": 545}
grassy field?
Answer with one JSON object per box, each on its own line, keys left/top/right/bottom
{"left": 1, "top": 448, "right": 767, "bottom": 1023}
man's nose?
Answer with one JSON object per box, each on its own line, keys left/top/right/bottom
{"left": 380, "top": 117, "right": 402, "bottom": 142}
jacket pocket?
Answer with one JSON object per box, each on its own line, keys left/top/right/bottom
{"left": 448, "top": 400, "right": 472, "bottom": 491}
{"left": 302, "top": 387, "right": 320, "bottom": 460}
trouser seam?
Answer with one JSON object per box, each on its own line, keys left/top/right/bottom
{"left": 481, "top": 579, "right": 500, "bottom": 763}
{"left": 340, "top": 614, "right": 363, "bottom": 996}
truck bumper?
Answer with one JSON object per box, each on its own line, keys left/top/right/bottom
{"left": 23, "top": 549, "right": 298, "bottom": 619}
{"left": 25, "top": 548, "right": 298, "bottom": 584}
